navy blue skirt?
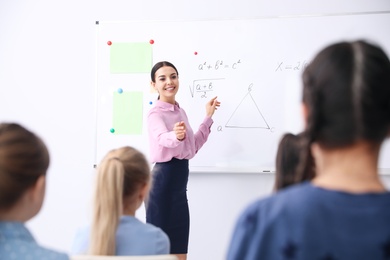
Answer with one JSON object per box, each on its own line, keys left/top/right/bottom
{"left": 146, "top": 158, "right": 190, "bottom": 254}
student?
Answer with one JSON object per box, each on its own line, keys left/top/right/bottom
{"left": 146, "top": 61, "right": 220, "bottom": 260}
{"left": 0, "top": 122, "right": 68, "bottom": 260}
{"left": 274, "top": 132, "right": 315, "bottom": 191}
{"left": 71, "top": 146, "right": 170, "bottom": 256}
{"left": 227, "top": 40, "right": 390, "bottom": 259}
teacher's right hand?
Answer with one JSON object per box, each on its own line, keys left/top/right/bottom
{"left": 174, "top": 121, "right": 186, "bottom": 141}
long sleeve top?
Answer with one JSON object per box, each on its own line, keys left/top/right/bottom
{"left": 147, "top": 100, "right": 213, "bottom": 163}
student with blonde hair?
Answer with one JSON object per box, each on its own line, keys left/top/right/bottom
{"left": 0, "top": 122, "right": 68, "bottom": 259}
{"left": 71, "top": 146, "right": 169, "bottom": 256}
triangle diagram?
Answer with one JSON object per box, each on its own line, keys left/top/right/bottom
{"left": 225, "top": 87, "right": 270, "bottom": 129}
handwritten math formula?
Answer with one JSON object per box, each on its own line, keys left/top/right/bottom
{"left": 198, "top": 59, "right": 242, "bottom": 71}
{"left": 189, "top": 59, "right": 242, "bottom": 99}
{"left": 275, "top": 60, "right": 309, "bottom": 72}
{"left": 189, "top": 78, "right": 225, "bottom": 98}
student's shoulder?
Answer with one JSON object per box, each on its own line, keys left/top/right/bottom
{"left": 136, "top": 221, "right": 170, "bottom": 254}
{"left": 240, "top": 182, "right": 315, "bottom": 219}
{"left": 0, "top": 222, "right": 68, "bottom": 260}
{"left": 122, "top": 216, "right": 168, "bottom": 238}
{"left": 143, "top": 221, "right": 169, "bottom": 239}
{"left": 0, "top": 241, "right": 69, "bottom": 260}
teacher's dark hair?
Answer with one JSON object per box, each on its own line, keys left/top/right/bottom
{"left": 0, "top": 123, "right": 50, "bottom": 210}
{"left": 150, "top": 61, "right": 179, "bottom": 83}
{"left": 296, "top": 40, "right": 390, "bottom": 181}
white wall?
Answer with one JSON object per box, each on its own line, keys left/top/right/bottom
{"left": 1, "top": 1, "right": 390, "bottom": 260}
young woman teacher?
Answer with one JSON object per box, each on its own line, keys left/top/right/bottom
{"left": 146, "top": 61, "right": 220, "bottom": 260}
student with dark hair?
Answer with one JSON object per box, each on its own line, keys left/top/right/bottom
{"left": 71, "top": 146, "right": 170, "bottom": 256}
{"left": 274, "top": 132, "right": 315, "bottom": 191}
{"left": 146, "top": 61, "right": 220, "bottom": 260}
{"left": 0, "top": 122, "right": 68, "bottom": 259}
{"left": 227, "top": 40, "right": 390, "bottom": 259}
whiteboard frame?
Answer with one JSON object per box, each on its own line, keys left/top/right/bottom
{"left": 94, "top": 11, "right": 390, "bottom": 174}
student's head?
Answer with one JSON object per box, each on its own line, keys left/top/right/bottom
{"left": 302, "top": 40, "right": 390, "bottom": 148}
{"left": 0, "top": 123, "right": 49, "bottom": 221}
{"left": 90, "top": 146, "right": 151, "bottom": 255}
{"left": 150, "top": 61, "right": 179, "bottom": 103}
{"left": 274, "top": 132, "right": 315, "bottom": 191}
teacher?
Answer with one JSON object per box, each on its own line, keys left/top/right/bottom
{"left": 146, "top": 61, "right": 220, "bottom": 260}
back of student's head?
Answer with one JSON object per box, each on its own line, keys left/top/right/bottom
{"left": 90, "top": 146, "right": 151, "bottom": 255}
{"left": 302, "top": 40, "right": 390, "bottom": 147}
{"left": 0, "top": 122, "right": 49, "bottom": 213}
{"left": 297, "top": 40, "right": 390, "bottom": 179}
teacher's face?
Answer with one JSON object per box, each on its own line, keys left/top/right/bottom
{"left": 152, "top": 66, "right": 179, "bottom": 104}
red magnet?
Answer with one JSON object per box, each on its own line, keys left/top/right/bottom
{"left": 149, "top": 39, "right": 154, "bottom": 44}
{"left": 107, "top": 41, "right": 112, "bottom": 46}
{"left": 194, "top": 51, "right": 198, "bottom": 55}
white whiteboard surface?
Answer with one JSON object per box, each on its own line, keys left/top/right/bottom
{"left": 95, "top": 12, "right": 390, "bottom": 173}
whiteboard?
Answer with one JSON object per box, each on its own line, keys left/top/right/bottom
{"left": 95, "top": 12, "right": 390, "bottom": 173}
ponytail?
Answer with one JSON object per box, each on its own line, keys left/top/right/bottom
{"left": 90, "top": 157, "right": 124, "bottom": 255}
{"left": 89, "top": 146, "right": 150, "bottom": 255}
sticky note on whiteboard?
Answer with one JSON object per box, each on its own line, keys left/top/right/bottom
{"left": 112, "top": 91, "right": 143, "bottom": 135}
{"left": 110, "top": 42, "right": 152, "bottom": 73}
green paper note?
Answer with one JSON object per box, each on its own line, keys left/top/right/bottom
{"left": 113, "top": 91, "right": 143, "bottom": 135}
{"left": 110, "top": 42, "right": 152, "bottom": 73}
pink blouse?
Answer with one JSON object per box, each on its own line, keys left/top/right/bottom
{"left": 147, "top": 100, "right": 213, "bottom": 163}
